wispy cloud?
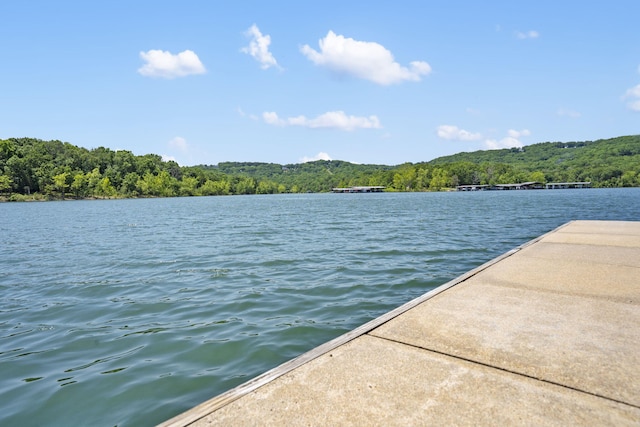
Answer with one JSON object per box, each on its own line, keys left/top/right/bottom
{"left": 263, "top": 110, "right": 382, "bottom": 131}
{"left": 300, "top": 152, "right": 332, "bottom": 163}
{"left": 237, "top": 107, "right": 259, "bottom": 121}
{"left": 437, "top": 125, "right": 482, "bottom": 141}
{"left": 624, "top": 86, "right": 640, "bottom": 111}
{"left": 485, "top": 129, "right": 531, "bottom": 149}
{"left": 300, "top": 31, "right": 431, "bottom": 85}
{"left": 138, "top": 49, "right": 206, "bottom": 79}
{"left": 241, "top": 24, "right": 281, "bottom": 70}
{"left": 515, "top": 30, "right": 539, "bottom": 40}
{"left": 623, "top": 67, "right": 640, "bottom": 112}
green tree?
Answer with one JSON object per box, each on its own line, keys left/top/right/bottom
{"left": 0, "top": 174, "right": 12, "bottom": 195}
{"left": 179, "top": 176, "right": 199, "bottom": 196}
{"left": 136, "top": 172, "right": 155, "bottom": 196}
{"left": 529, "top": 171, "right": 546, "bottom": 183}
{"left": 233, "top": 177, "right": 256, "bottom": 195}
{"left": 429, "top": 168, "right": 451, "bottom": 191}
{"left": 0, "top": 139, "right": 17, "bottom": 171}
{"left": 620, "top": 170, "right": 637, "bottom": 187}
{"left": 415, "top": 167, "right": 431, "bottom": 190}
{"left": 154, "top": 170, "right": 178, "bottom": 197}
{"left": 392, "top": 165, "right": 416, "bottom": 191}
{"left": 120, "top": 172, "right": 140, "bottom": 196}
{"left": 256, "top": 180, "right": 279, "bottom": 194}
{"left": 53, "top": 171, "right": 70, "bottom": 199}
{"left": 71, "top": 172, "right": 87, "bottom": 199}
{"left": 95, "top": 177, "right": 116, "bottom": 198}
{"left": 86, "top": 167, "right": 102, "bottom": 196}
{"left": 200, "top": 179, "right": 230, "bottom": 196}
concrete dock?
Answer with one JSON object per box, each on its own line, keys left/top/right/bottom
{"left": 160, "top": 220, "right": 640, "bottom": 426}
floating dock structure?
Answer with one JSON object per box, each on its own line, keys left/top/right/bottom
{"left": 160, "top": 220, "right": 640, "bottom": 426}
{"left": 331, "top": 186, "right": 385, "bottom": 193}
{"left": 456, "top": 181, "right": 591, "bottom": 191}
{"left": 545, "top": 181, "right": 592, "bottom": 189}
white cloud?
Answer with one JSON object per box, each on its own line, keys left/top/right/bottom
{"left": 262, "top": 110, "right": 382, "bottom": 131}
{"left": 621, "top": 65, "right": 640, "bottom": 111}
{"left": 623, "top": 83, "right": 640, "bottom": 112}
{"left": 627, "top": 99, "right": 640, "bottom": 111}
{"left": 507, "top": 129, "right": 531, "bottom": 138}
{"left": 516, "top": 30, "right": 539, "bottom": 40}
{"left": 437, "top": 125, "right": 482, "bottom": 141}
{"left": 168, "top": 136, "right": 188, "bottom": 152}
{"left": 626, "top": 85, "right": 640, "bottom": 98}
{"left": 162, "top": 137, "right": 193, "bottom": 165}
{"left": 557, "top": 108, "right": 581, "bottom": 118}
{"left": 485, "top": 129, "right": 531, "bottom": 149}
{"left": 138, "top": 49, "right": 206, "bottom": 79}
{"left": 263, "top": 111, "right": 282, "bottom": 125}
{"left": 300, "top": 31, "right": 431, "bottom": 85}
{"left": 627, "top": 99, "right": 640, "bottom": 112}
{"left": 241, "top": 24, "right": 280, "bottom": 70}
{"left": 300, "top": 152, "right": 333, "bottom": 163}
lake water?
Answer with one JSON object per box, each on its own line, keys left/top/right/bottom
{"left": 1, "top": 189, "right": 639, "bottom": 426}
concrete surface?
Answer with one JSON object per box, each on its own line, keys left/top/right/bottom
{"left": 159, "top": 220, "right": 640, "bottom": 426}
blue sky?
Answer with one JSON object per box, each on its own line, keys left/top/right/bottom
{"left": 1, "top": 1, "right": 639, "bottom": 166}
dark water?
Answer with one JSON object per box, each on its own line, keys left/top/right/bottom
{"left": 1, "top": 189, "right": 638, "bottom": 426}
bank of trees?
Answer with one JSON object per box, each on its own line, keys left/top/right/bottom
{"left": 0, "top": 138, "right": 246, "bottom": 200}
{"left": 1, "top": 135, "right": 638, "bottom": 200}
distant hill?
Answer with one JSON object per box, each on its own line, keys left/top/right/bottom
{"left": 427, "top": 135, "right": 640, "bottom": 186}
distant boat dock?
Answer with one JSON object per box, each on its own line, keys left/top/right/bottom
{"left": 457, "top": 181, "right": 592, "bottom": 191}
{"left": 331, "top": 186, "right": 385, "bottom": 193}
{"left": 330, "top": 182, "right": 593, "bottom": 192}
{"left": 159, "top": 220, "right": 640, "bottom": 426}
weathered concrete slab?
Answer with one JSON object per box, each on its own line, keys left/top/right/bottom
{"left": 159, "top": 221, "right": 640, "bottom": 426}
{"left": 194, "top": 335, "right": 640, "bottom": 427}
{"left": 458, "top": 249, "right": 640, "bottom": 301}
{"left": 540, "top": 220, "right": 640, "bottom": 247}
{"left": 516, "top": 241, "right": 640, "bottom": 268}
{"left": 371, "top": 281, "right": 640, "bottom": 406}
{"left": 548, "top": 220, "right": 640, "bottom": 236}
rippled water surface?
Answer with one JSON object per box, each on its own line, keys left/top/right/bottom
{"left": 1, "top": 189, "right": 639, "bottom": 426}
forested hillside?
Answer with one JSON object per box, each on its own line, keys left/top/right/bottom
{"left": 429, "top": 135, "right": 640, "bottom": 187}
{"left": 1, "top": 135, "right": 638, "bottom": 200}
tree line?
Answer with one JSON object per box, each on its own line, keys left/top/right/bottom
{"left": 1, "top": 135, "right": 638, "bottom": 201}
